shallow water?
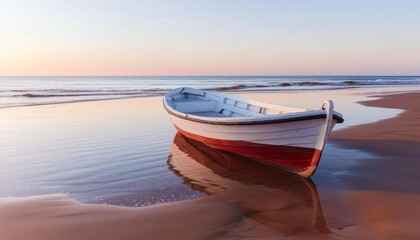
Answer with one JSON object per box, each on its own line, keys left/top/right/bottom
{"left": 0, "top": 88, "right": 408, "bottom": 207}
{"left": 0, "top": 98, "right": 202, "bottom": 206}
{"left": 240, "top": 88, "right": 407, "bottom": 130}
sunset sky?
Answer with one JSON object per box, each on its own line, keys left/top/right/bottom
{"left": 1, "top": 0, "right": 419, "bottom": 76}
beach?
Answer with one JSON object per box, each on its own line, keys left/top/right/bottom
{"left": 0, "top": 88, "right": 419, "bottom": 240}
{"left": 3, "top": 0, "right": 420, "bottom": 238}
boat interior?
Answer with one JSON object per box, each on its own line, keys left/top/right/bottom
{"left": 166, "top": 88, "right": 307, "bottom": 118}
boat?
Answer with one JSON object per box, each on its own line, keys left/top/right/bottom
{"left": 163, "top": 87, "right": 344, "bottom": 177}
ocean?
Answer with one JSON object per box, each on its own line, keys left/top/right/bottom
{"left": 1, "top": 76, "right": 420, "bottom": 108}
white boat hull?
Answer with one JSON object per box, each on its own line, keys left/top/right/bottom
{"left": 170, "top": 114, "right": 336, "bottom": 177}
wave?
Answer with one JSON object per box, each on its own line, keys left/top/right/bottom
{"left": 205, "top": 79, "right": 420, "bottom": 91}
{"left": 14, "top": 93, "right": 144, "bottom": 98}
{"left": 278, "top": 79, "right": 420, "bottom": 88}
{"left": 2, "top": 77, "right": 420, "bottom": 109}
{"left": 12, "top": 90, "right": 170, "bottom": 98}
{"left": 205, "top": 84, "right": 249, "bottom": 91}
{"left": 9, "top": 78, "right": 420, "bottom": 98}
{"left": 295, "top": 81, "right": 329, "bottom": 86}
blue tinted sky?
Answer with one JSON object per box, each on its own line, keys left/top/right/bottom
{"left": 1, "top": 0, "right": 419, "bottom": 75}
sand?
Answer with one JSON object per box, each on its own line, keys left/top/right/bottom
{"left": 329, "top": 92, "right": 420, "bottom": 240}
{"left": 331, "top": 93, "right": 420, "bottom": 193}
{"left": 0, "top": 194, "right": 242, "bottom": 240}
{"left": 1, "top": 91, "right": 419, "bottom": 240}
{"left": 332, "top": 92, "right": 420, "bottom": 142}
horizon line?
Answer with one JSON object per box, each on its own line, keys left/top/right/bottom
{"left": 1, "top": 74, "right": 420, "bottom": 77}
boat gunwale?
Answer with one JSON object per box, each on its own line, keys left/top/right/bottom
{"left": 163, "top": 87, "right": 344, "bottom": 125}
{"left": 163, "top": 101, "right": 344, "bottom": 126}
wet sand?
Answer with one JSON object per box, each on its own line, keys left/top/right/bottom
{"left": 1, "top": 90, "right": 419, "bottom": 239}
{"left": 331, "top": 93, "right": 420, "bottom": 193}
{"left": 0, "top": 194, "right": 241, "bottom": 240}
{"left": 328, "top": 92, "right": 420, "bottom": 239}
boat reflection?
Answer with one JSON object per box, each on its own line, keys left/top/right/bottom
{"left": 168, "top": 132, "right": 329, "bottom": 235}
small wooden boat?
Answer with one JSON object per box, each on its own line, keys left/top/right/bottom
{"left": 163, "top": 87, "right": 344, "bottom": 177}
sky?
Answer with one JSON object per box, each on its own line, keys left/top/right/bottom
{"left": 1, "top": 0, "right": 419, "bottom": 76}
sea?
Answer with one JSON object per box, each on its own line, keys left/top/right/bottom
{"left": 1, "top": 76, "right": 420, "bottom": 108}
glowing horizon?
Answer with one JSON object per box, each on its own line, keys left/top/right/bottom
{"left": 1, "top": 0, "right": 420, "bottom": 76}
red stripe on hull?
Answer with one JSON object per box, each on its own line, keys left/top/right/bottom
{"left": 175, "top": 125, "right": 323, "bottom": 177}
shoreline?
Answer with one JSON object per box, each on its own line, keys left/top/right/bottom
{"left": 330, "top": 92, "right": 420, "bottom": 194}
{"left": 1, "top": 90, "right": 419, "bottom": 239}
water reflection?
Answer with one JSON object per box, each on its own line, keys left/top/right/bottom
{"left": 168, "top": 132, "right": 329, "bottom": 235}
